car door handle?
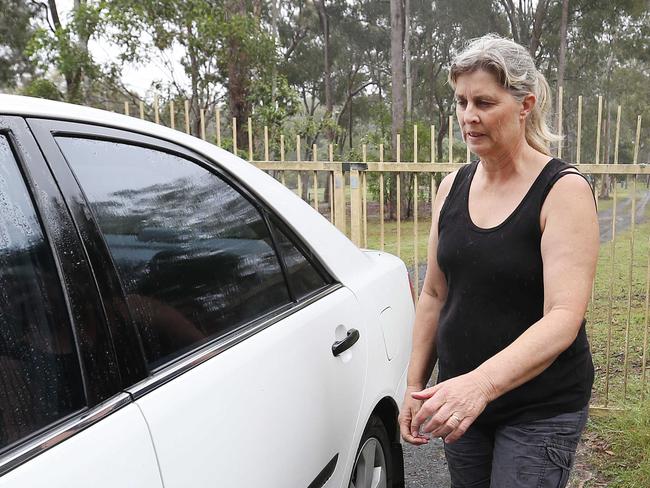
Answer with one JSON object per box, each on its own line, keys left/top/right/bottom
{"left": 332, "top": 329, "right": 360, "bottom": 357}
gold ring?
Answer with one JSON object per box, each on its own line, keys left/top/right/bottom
{"left": 450, "top": 414, "right": 462, "bottom": 424}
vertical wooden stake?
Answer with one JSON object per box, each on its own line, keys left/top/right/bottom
{"left": 200, "top": 109, "right": 206, "bottom": 140}
{"left": 431, "top": 124, "right": 435, "bottom": 163}
{"left": 604, "top": 178, "right": 618, "bottom": 407}
{"left": 576, "top": 95, "right": 582, "bottom": 164}
{"left": 557, "top": 85, "right": 563, "bottom": 159}
{"left": 139, "top": 101, "right": 145, "bottom": 120}
{"left": 362, "top": 144, "right": 368, "bottom": 248}
{"left": 413, "top": 124, "right": 418, "bottom": 163}
{"left": 184, "top": 100, "right": 190, "bottom": 134}
{"left": 380, "top": 143, "right": 385, "bottom": 252}
{"left": 216, "top": 109, "right": 221, "bottom": 146}
{"left": 232, "top": 117, "right": 237, "bottom": 157}
{"left": 248, "top": 117, "right": 253, "bottom": 162}
{"left": 296, "top": 135, "right": 301, "bottom": 162}
{"left": 170, "top": 101, "right": 175, "bottom": 130}
{"left": 397, "top": 133, "right": 401, "bottom": 258}
{"left": 624, "top": 176, "right": 637, "bottom": 400}
{"left": 154, "top": 95, "right": 160, "bottom": 124}
{"left": 329, "top": 143, "right": 334, "bottom": 223}
{"left": 642, "top": 234, "right": 650, "bottom": 400}
{"left": 312, "top": 144, "right": 318, "bottom": 211}
{"left": 614, "top": 105, "right": 622, "bottom": 164}
{"left": 633, "top": 115, "right": 642, "bottom": 164}
{"left": 596, "top": 95, "right": 603, "bottom": 164}
{"left": 414, "top": 173, "right": 419, "bottom": 300}
{"left": 124, "top": 102, "right": 129, "bottom": 116}
{"left": 264, "top": 126, "right": 269, "bottom": 162}
{"left": 448, "top": 115, "right": 454, "bottom": 164}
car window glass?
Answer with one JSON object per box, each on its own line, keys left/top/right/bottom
{"left": 0, "top": 134, "right": 85, "bottom": 451}
{"left": 269, "top": 219, "right": 328, "bottom": 300}
{"left": 56, "top": 137, "right": 291, "bottom": 369}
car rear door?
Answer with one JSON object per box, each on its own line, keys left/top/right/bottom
{"left": 27, "top": 119, "right": 369, "bottom": 487}
{"left": 0, "top": 116, "right": 163, "bottom": 487}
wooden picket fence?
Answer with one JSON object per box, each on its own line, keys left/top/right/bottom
{"left": 119, "top": 94, "right": 649, "bottom": 412}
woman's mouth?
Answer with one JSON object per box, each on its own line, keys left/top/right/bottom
{"left": 466, "top": 132, "right": 484, "bottom": 138}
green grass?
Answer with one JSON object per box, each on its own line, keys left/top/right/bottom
{"left": 587, "top": 220, "right": 650, "bottom": 408}
{"left": 582, "top": 402, "right": 650, "bottom": 487}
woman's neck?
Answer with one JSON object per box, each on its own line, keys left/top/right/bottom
{"left": 478, "top": 139, "right": 548, "bottom": 183}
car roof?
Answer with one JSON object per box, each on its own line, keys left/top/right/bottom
{"left": 0, "top": 94, "right": 369, "bottom": 285}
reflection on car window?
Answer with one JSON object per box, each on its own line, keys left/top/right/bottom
{"left": 57, "top": 137, "right": 291, "bottom": 368}
{"left": 0, "top": 135, "right": 85, "bottom": 451}
{"left": 269, "top": 218, "right": 328, "bottom": 300}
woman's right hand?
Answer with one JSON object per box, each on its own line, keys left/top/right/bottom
{"left": 399, "top": 386, "right": 429, "bottom": 445}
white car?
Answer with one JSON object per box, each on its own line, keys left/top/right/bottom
{"left": 0, "top": 95, "right": 414, "bottom": 488}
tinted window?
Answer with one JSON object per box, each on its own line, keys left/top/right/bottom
{"left": 57, "top": 137, "right": 291, "bottom": 368}
{"left": 270, "top": 219, "right": 328, "bottom": 300}
{"left": 0, "top": 135, "right": 85, "bottom": 450}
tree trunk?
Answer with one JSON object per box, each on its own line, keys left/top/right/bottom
{"left": 316, "top": 0, "right": 334, "bottom": 142}
{"left": 404, "top": 0, "right": 412, "bottom": 117}
{"left": 529, "top": 0, "right": 549, "bottom": 56}
{"left": 389, "top": 0, "right": 405, "bottom": 159}
{"left": 226, "top": 0, "right": 251, "bottom": 153}
{"left": 270, "top": 0, "right": 279, "bottom": 104}
{"left": 557, "top": 0, "right": 569, "bottom": 92}
{"left": 389, "top": 0, "right": 404, "bottom": 221}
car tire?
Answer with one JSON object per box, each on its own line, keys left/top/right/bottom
{"left": 349, "top": 414, "right": 394, "bottom": 488}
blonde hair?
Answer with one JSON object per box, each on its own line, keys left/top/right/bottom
{"left": 448, "top": 34, "right": 560, "bottom": 155}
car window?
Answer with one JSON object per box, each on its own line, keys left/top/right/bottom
{"left": 269, "top": 218, "right": 328, "bottom": 300}
{"left": 56, "top": 137, "right": 292, "bottom": 369}
{"left": 0, "top": 134, "right": 85, "bottom": 451}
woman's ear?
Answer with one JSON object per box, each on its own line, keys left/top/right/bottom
{"left": 520, "top": 94, "right": 536, "bottom": 120}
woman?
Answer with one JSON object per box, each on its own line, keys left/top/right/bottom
{"left": 399, "top": 34, "right": 598, "bottom": 487}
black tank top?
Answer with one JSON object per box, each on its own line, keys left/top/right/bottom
{"left": 437, "top": 158, "right": 594, "bottom": 426}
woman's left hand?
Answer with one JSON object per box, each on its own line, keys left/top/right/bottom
{"left": 410, "top": 370, "right": 494, "bottom": 443}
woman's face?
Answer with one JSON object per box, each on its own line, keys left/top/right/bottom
{"left": 454, "top": 69, "right": 533, "bottom": 160}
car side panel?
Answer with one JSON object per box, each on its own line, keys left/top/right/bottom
{"left": 0, "top": 404, "right": 163, "bottom": 488}
{"left": 132, "top": 287, "right": 367, "bottom": 488}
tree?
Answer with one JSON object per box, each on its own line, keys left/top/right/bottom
{"left": 27, "top": 0, "right": 104, "bottom": 103}
{"left": 0, "top": 0, "right": 38, "bottom": 89}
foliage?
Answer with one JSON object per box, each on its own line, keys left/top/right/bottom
{"left": 20, "top": 77, "right": 63, "bottom": 100}
{"left": 0, "top": 0, "right": 38, "bottom": 89}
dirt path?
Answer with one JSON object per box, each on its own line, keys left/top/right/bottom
{"left": 598, "top": 189, "right": 650, "bottom": 242}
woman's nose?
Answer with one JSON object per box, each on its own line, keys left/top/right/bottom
{"left": 463, "top": 105, "right": 480, "bottom": 124}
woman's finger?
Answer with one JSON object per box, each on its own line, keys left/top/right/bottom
{"left": 444, "top": 416, "right": 474, "bottom": 444}
{"left": 411, "top": 383, "right": 441, "bottom": 400}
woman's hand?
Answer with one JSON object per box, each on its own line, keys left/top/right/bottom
{"left": 410, "top": 370, "right": 494, "bottom": 444}
{"left": 398, "top": 386, "right": 430, "bottom": 445}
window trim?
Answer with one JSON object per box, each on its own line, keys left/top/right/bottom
{"left": 0, "top": 393, "right": 132, "bottom": 478}
{"left": 0, "top": 116, "right": 125, "bottom": 472}
{"left": 27, "top": 118, "right": 339, "bottom": 384}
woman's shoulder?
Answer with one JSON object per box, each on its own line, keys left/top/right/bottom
{"left": 437, "top": 163, "right": 472, "bottom": 205}
{"left": 541, "top": 160, "right": 596, "bottom": 215}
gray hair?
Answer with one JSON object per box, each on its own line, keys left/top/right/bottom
{"left": 448, "top": 34, "right": 560, "bottom": 156}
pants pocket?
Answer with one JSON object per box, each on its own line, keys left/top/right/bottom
{"left": 543, "top": 442, "right": 576, "bottom": 488}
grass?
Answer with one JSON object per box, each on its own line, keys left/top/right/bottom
{"left": 581, "top": 402, "right": 650, "bottom": 487}
{"left": 587, "top": 219, "right": 650, "bottom": 408}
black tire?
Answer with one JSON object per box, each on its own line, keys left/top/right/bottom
{"left": 349, "top": 414, "right": 394, "bottom": 488}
